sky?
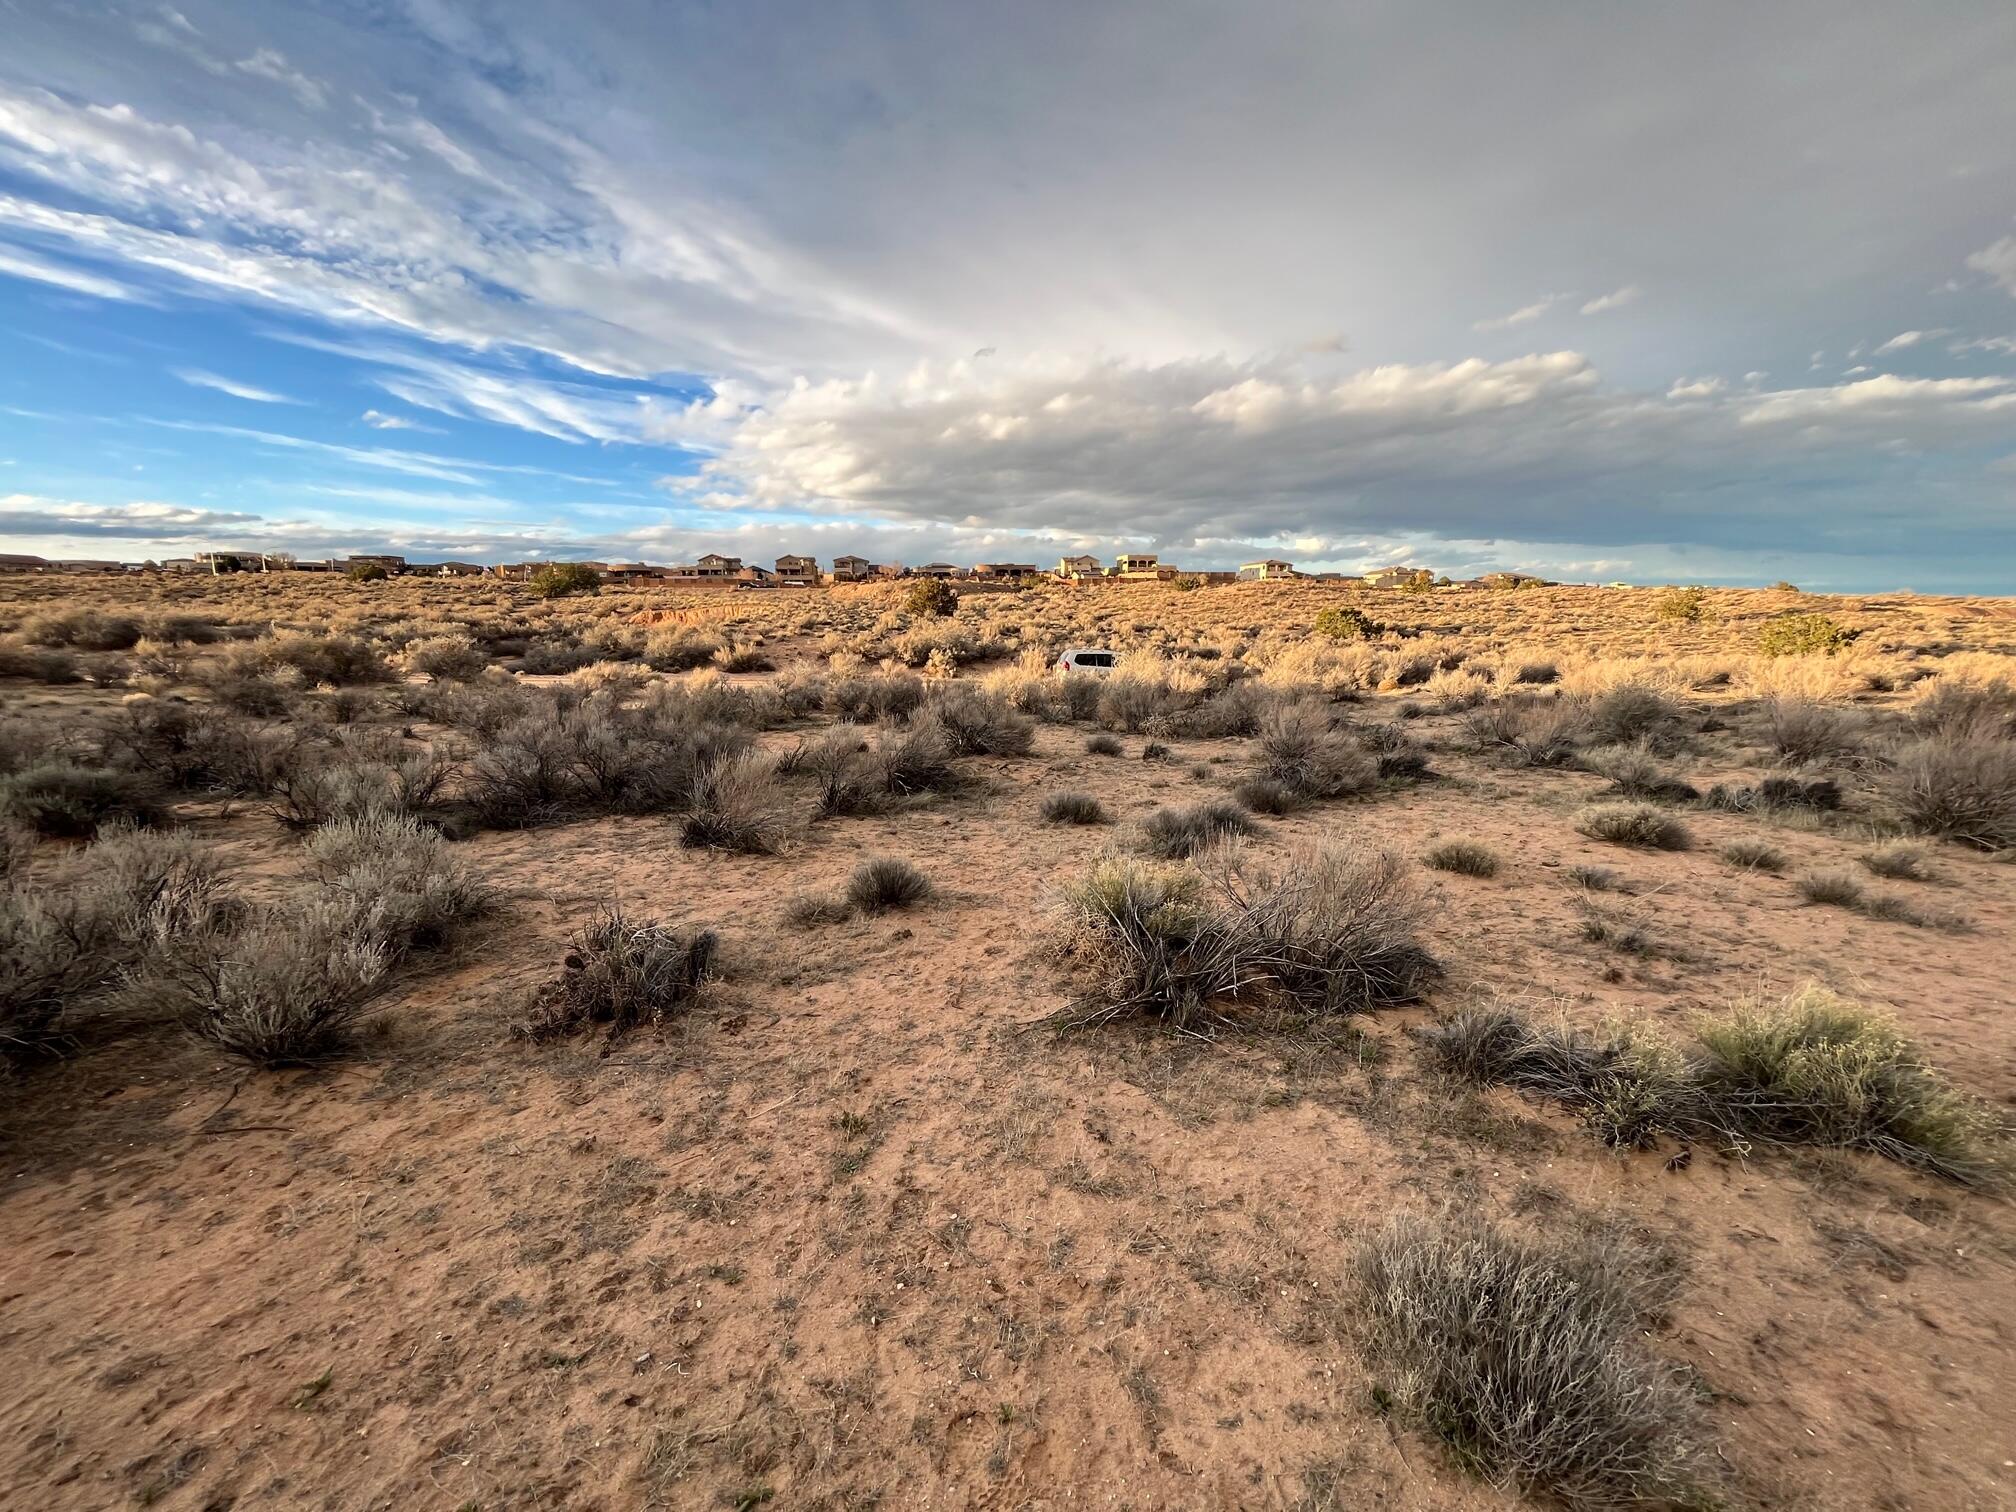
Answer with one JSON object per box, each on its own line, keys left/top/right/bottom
{"left": 1, "top": 2, "right": 2014, "bottom": 590}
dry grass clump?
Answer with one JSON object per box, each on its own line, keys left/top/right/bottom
{"left": 781, "top": 891, "right": 854, "bottom": 926}
{"left": 1086, "top": 732, "right": 1124, "bottom": 756}
{"left": 804, "top": 724, "right": 962, "bottom": 817}
{"left": 1356, "top": 1212, "right": 1716, "bottom": 1510}
{"left": 928, "top": 684, "right": 1035, "bottom": 756}
{"left": 1795, "top": 868, "right": 1865, "bottom": 907}
{"left": 1580, "top": 744, "right": 1698, "bottom": 803}
{"left": 1876, "top": 734, "right": 2016, "bottom": 850}
{"left": 1425, "top": 988, "right": 2006, "bottom": 1184}
{"left": 1581, "top": 684, "right": 1682, "bottom": 751}
{"left": 518, "top": 907, "right": 718, "bottom": 1042}
{"left": 1576, "top": 803, "right": 1692, "bottom": 851}
{"left": 1053, "top": 841, "right": 1438, "bottom": 1032}
{"left": 1255, "top": 702, "right": 1377, "bottom": 799}
{"left": 1717, "top": 838, "right": 1786, "bottom": 872}
{"left": 1136, "top": 800, "right": 1258, "bottom": 859}
{"left": 1039, "top": 791, "right": 1107, "bottom": 825}
{"left": 845, "top": 856, "right": 932, "bottom": 913}
{"left": 1795, "top": 866, "right": 1967, "bottom": 932}
{"left": 19, "top": 608, "right": 144, "bottom": 651}
{"left": 1859, "top": 841, "right": 1931, "bottom": 881}
{"left": 1232, "top": 775, "right": 1302, "bottom": 815}
{"left": 1763, "top": 697, "right": 1864, "bottom": 767}
{"left": 1465, "top": 698, "right": 1582, "bottom": 767}
{"left": 681, "top": 751, "right": 795, "bottom": 854}
{"left": 1908, "top": 675, "right": 2016, "bottom": 741}
{"left": 1424, "top": 840, "right": 1499, "bottom": 877}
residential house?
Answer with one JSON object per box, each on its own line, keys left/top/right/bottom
{"left": 914, "top": 562, "right": 962, "bottom": 579}
{"left": 1112, "top": 553, "right": 1160, "bottom": 575}
{"left": 830, "top": 554, "right": 872, "bottom": 582}
{"left": 688, "top": 553, "right": 743, "bottom": 579}
{"left": 970, "top": 562, "right": 1039, "bottom": 579}
{"left": 774, "top": 554, "right": 819, "bottom": 586}
{"left": 601, "top": 563, "right": 662, "bottom": 584}
{"left": 1056, "top": 553, "right": 1103, "bottom": 577}
{"left": 53, "top": 559, "right": 124, "bottom": 574}
{"left": 1361, "top": 565, "right": 1432, "bottom": 590}
{"left": 0, "top": 553, "right": 48, "bottom": 573}
{"left": 873, "top": 563, "right": 906, "bottom": 579}
{"left": 1238, "top": 559, "right": 1297, "bottom": 580}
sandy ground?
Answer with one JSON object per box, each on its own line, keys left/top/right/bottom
{"left": 4, "top": 692, "right": 2015, "bottom": 1511}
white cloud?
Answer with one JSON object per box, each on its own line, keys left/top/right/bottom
{"left": 1579, "top": 285, "right": 1641, "bottom": 315}
{"left": 1473, "top": 295, "right": 1561, "bottom": 332}
{"left": 361, "top": 408, "right": 433, "bottom": 431}
{"left": 0, "top": 243, "right": 137, "bottom": 300}
{"left": 232, "top": 50, "right": 326, "bottom": 109}
{"left": 1968, "top": 235, "right": 2016, "bottom": 296}
{"left": 1873, "top": 329, "right": 1951, "bottom": 353}
{"left": 173, "top": 367, "right": 298, "bottom": 404}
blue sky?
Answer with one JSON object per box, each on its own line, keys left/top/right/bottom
{"left": 3, "top": 1, "right": 2015, "bottom": 588}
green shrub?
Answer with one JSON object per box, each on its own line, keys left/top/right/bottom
{"left": 345, "top": 560, "right": 389, "bottom": 582}
{"left": 1654, "top": 585, "right": 1709, "bottom": 623}
{"left": 1759, "top": 613, "right": 1855, "bottom": 658}
{"left": 1356, "top": 1213, "right": 1716, "bottom": 1508}
{"left": 1313, "top": 605, "right": 1379, "bottom": 641}
{"left": 529, "top": 562, "right": 603, "bottom": 599}
{"left": 904, "top": 578, "right": 957, "bottom": 617}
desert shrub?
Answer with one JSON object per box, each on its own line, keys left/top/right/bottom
{"left": 19, "top": 609, "right": 143, "bottom": 651}
{"left": 1582, "top": 684, "right": 1680, "bottom": 749}
{"left": 260, "top": 632, "right": 394, "bottom": 687}
{"left": 1796, "top": 867, "right": 1864, "bottom": 907}
{"left": 1086, "top": 733, "right": 1123, "bottom": 756}
{"left": 1580, "top": 744, "right": 1698, "bottom": 803}
{"left": 1420, "top": 1008, "right": 1690, "bottom": 1149}
{"left": 517, "top": 907, "right": 717, "bottom": 1042}
{"left": 345, "top": 560, "right": 389, "bottom": 582}
{"left": 1313, "top": 604, "right": 1379, "bottom": 641}
{"left": 782, "top": 891, "right": 853, "bottom": 926}
{"left": 1053, "top": 858, "right": 1228, "bottom": 1031}
{"left": 1050, "top": 671, "right": 1106, "bottom": 722}
{"left": 1758, "top": 613, "right": 1855, "bottom": 658}
{"left": 515, "top": 637, "right": 599, "bottom": 675}
{"left": 1877, "top": 735, "right": 2016, "bottom": 850}
{"left": 1144, "top": 741, "right": 1174, "bottom": 761}
{"left": 904, "top": 578, "right": 957, "bottom": 617}
{"left": 870, "top": 724, "right": 959, "bottom": 796}
{"left": 1703, "top": 774, "right": 1841, "bottom": 814}
{"left": 1256, "top": 702, "right": 1376, "bottom": 799}
{"left": 1466, "top": 698, "right": 1582, "bottom": 767}
{"left": 398, "top": 634, "right": 489, "bottom": 683}
{"left": 1718, "top": 838, "right": 1786, "bottom": 872}
{"left": 168, "top": 900, "right": 391, "bottom": 1066}
{"left": 1356, "top": 1212, "right": 1715, "bottom": 1508}
{"left": 1576, "top": 803, "right": 1691, "bottom": 851}
{"left": 681, "top": 751, "right": 794, "bottom": 854}
{"left": 1860, "top": 841, "right": 1930, "bottom": 881}
{"left": 929, "top": 684, "right": 1035, "bottom": 756}
{"left": 0, "top": 762, "right": 163, "bottom": 838}
{"left": 846, "top": 856, "right": 932, "bottom": 913}
{"left": 642, "top": 626, "right": 724, "bottom": 672}
{"left": 1694, "top": 986, "right": 2004, "bottom": 1184}
{"left": 529, "top": 562, "right": 603, "bottom": 599}
{"left": 1424, "top": 840, "right": 1498, "bottom": 877}
{"left": 1763, "top": 697, "right": 1863, "bottom": 767}
{"left": 265, "top": 740, "right": 457, "bottom": 830}
{"left": 1654, "top": 585, "right": 1709, "bottom": 622}
{"left": 1233, "top": 776, "right": 1302, "bottom": 815}
{"left": 1567, "top": 864, "right": 1619, "bottom": 891}
{"left": 304, "top": 814, "right": 489, "bottom": 957}
{"left": 1908, "top": 677, "right": 2016, "bottom": 741}
{"left": 712, "top": 642, "right": 774, "bottom": 673}
{"left": 1137, "top": 800, "right": 1256, "bottom": 859}
{"left": 207, "top": 671, "right": 296, "bottom": 716}
{"left": 1511, "top": 660, "right": 1559, "bottom": 685}
{"left": 1040, "top": 791, "right": 1107, "bottom": 824}
{"left": 1166, "top": 680, "right": 1274, "bottom": 738}
{"left": 0, "top": 641, "right": 83, "bottom": 683}
{"left": 1213, "top": 843, "right": 1440, "bottom": 1017}
{"left": 828, "top": 671, "right": 926, "bottom": 724}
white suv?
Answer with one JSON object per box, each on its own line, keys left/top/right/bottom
{"left": 1054, "top": 648, "right": 1118, "bottom": 674}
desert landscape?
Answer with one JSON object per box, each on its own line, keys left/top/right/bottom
{"left": 2, "top": 571, "right": 2012, "bottom": 1511}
